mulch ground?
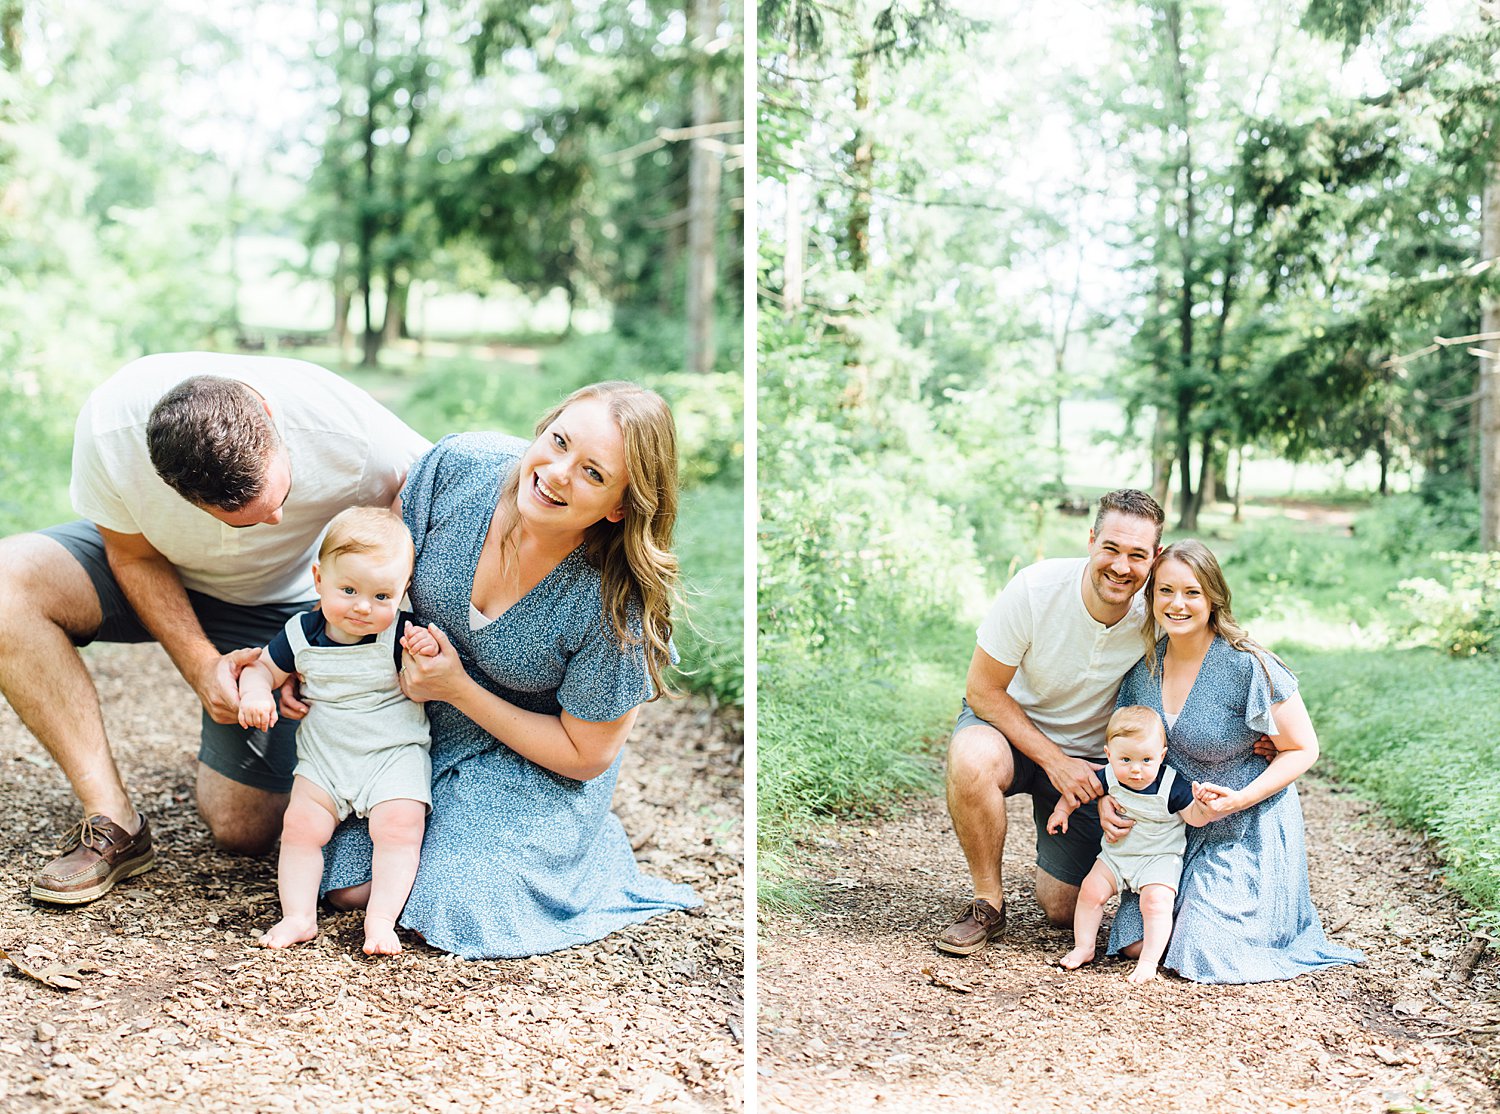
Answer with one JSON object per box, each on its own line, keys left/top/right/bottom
{"left": 758, "top": 777, "right": 1500, "bottom": 1113}
{"left": 0, "top": 642, "right": 743, "bottom": 1113}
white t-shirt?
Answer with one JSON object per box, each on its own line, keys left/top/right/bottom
{"left": 70, "top": 352, "right": 431, "bottom": 606}
{"left": 975, "top": 556, "right": 1149, "bottom": 760}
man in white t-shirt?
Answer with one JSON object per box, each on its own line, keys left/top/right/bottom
{"left": 936, "top": 489, "right": 1165, "bottom": 956}
{"left": 0, "top": 352, "right": 430, "bottom": 905}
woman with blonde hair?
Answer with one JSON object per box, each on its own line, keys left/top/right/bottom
{"left": 317, "top": 381, "right": 698, "bottom": 958}
{"left": 1104, "top": 539, "right": 1362, "bottom": 983}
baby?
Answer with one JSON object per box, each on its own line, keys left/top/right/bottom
{"left": 237, "top": 506, "right": 436, "bottom": 955}
{"left": 1047, "top": 705, "right": 1217, "bottom": 983}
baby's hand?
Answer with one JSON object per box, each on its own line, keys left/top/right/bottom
{"left": 402, "top": 621, "right": 441, "bottom": 658}
{"left": 1045, "top": 808, "right": 1069, "bottom": 835}
{"left": 238, "top": 695, "right": 278, "bottom": 731}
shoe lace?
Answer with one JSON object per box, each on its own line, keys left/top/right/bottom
{"left": 56, "top": 816, "right": 111, "bottom": 854}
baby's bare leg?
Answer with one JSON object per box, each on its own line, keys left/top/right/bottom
{"left": 261, "top": 778, "right": 338, "bottom": 948}
{"left": 363, "top": 798, "right": 427, "bottom": 955}
{"left": 1129, "top": 883, "right": 1176, "bottom": 983}
{"left": 1060, "top": 861, "right": 1118, "bottom": 970}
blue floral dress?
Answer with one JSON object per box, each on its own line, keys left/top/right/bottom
{"left": 1106, "top": 636, "right": 1363, "bottom": 983}
{"left": 321, "top": 433, "right": 700, "bottom": 958}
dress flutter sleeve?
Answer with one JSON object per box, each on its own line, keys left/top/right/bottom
{"left": 556, "top": 611, "right": 652, "bottom": 723}
{"left": 1243, "top": 650, "right": 1298, "bottom": 737}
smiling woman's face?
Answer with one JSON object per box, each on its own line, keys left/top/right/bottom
{"left": 1151, "top": 557, "right": 1212, "bottom": 639}
{"left": 516, "top": 396, "right": 630, "bottom": 537}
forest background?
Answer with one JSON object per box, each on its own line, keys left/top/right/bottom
{"left": 0, "top": 0, "right": 745, "bottom": 708}
{"left": 757, "top": 0, "right": 1500, "bottom": 939}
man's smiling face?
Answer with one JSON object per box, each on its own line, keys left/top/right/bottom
{"left": 1084, "top": 511, "right": 1159, "bottom": 613}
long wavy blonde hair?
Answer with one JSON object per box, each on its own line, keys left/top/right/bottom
{"left": 493, "top": 381, "right": 681, "bottom": 700}
{"left": 1143, "top": 539, "right": 1288, "bottom": 685}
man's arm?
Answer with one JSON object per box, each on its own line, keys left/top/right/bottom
{"left": 98, "top": 526, "right": 260, "bottom": 724}
{"left": 965, "top": 648, "right": 1103, "bottom": 809}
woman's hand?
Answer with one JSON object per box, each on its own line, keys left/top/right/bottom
{"left": 399, "top": 624, "right": 469, "bottom": 704}
{"left": 1196, "top": 782, "right": 1247, "bottom": 816}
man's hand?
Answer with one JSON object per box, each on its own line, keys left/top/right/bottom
{"left": 1251, "top": 734, "right": 1277, "bottom": 760}
{"left": 1047, "top": 755, "right": 1104, "bottom": 810}
{"left": 195, "top": 647, "right": 263, "bottom": 725}
{"left": 277, "top": 675, "right": 309, "bottom": 722}
{"left": 1099, "top": 793, "right": 1134, "bottom": 843}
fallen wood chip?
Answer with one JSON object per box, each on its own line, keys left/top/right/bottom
{"left": 921, "top": 967, "right": 975, "bottom": 994}
{"left": 1447, "top": 938, "right": 1488, "bottom": 984}
{"left": 0, "top": 946, "right": 100, "bottom": 991}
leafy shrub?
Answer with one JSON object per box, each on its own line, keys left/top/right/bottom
{"left": 1357, "top": 490, "right": 1480, "bottom": 565}
{"left": 1221, "top": 520, "right": 1348, "bottom": 592}
{"left": 1397, "top": 551, "right": 1500, "bottom": 657}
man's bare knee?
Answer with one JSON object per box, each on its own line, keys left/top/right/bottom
{"left": 196, "top": 764, "right": 288, "bottom": 856}
{"left": 0, "top": 533, "right": 103, "bottom": 641}
{"left": 946, "top": 725, "right": 1015, "bottom": 794}
{"left": 1036, "top": 872, "right": 1080, "bottom": 927}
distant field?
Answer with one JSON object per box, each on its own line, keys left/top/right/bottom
{"left": 229, "top": 235, "right": 601, "bottom": 338}
{"left": 1056, "top": 398, "right": 1412, "bottom": 497}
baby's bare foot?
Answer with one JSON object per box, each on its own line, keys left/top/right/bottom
{"left": 363, "top": 920, "right": 402, "bottom": 955}
{"left": 1127, "top": 965, "right": 1160, "bottom": 984}
{"left": 1058, "top": 946, "right": 1095, "bottom": 970}
{"left": 259, "top": 917, "right": 317, "bottom": 948}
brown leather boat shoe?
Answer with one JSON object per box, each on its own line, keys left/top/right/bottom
{"left": 30, "top": 814, "right": 156, "bottom": 905}
{"left": 934, "top": 897, "right": 1006, "bottom": 956}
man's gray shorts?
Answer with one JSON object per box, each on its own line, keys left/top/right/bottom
{"left": 39, "top": 521, "right": 314, "bottom": 794}
{"left": 952, "top": 700, "right": 1104, "bottom": 888}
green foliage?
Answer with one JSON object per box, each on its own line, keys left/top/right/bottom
{"left": 671, "top": 481, "right": 744, "bottom": 705}
{"left": 1396, "top": 552, "right": 1500, "bottom": 657}
{"left": 1356, "top": 490, "right": 1480, "bottom": 565}
{"left": 1220, "top": 521, "right": 1350, "bottom": 594}
{"left": 757, "top": 623, "right": 969, "bottom": 912}
{"left": 1301, "top": 649, "right": 1500, "bottom": 935}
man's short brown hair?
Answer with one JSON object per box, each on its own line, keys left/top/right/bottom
{"left": 147, "top": 376, "right": 278, "bottom": 512}
{"left": 1093, "top": 489, "right": 1165, "bottom": 547}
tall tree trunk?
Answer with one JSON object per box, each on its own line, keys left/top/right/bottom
{"left": 1231, "top": 444, "right": 1244, "bottom": 523}
{"left": 0, "top": 0, "right": 21, "bottom": 72}
{"left": 783, "top": 160, "right": 806, "bottom": 314}
{"left": 357, "top": 1, "right": 381, "bottom": 369}
{"left": 684, "top": 0, "right": 721, "bottom": 374}
{"left": 1151, "top": 408, "right": 1174, "bottom": 522}
{"left": 1164, "top": 0, "right": 1198, "bottom": 531}
{"left": 1481, "top": 162, "right": 1500, "bottom": 549}
{"left": 846, "top": 48, "right": 873, "bottom": 273}
{"left": 1176, "top": 389, "right": 1197, "bottom": 531}
{"left": 332, "top": 240, "right": 353, "bottom": 352}
{"left": 227, "top": 167, "right": 243, "bottom": 338}
{"left": 383, "top": 269, "right": 408, "bottom": 344}
{"left": 782, "top": 3, "right": 806, "bottom": 312}
{"left": 1196, "top": 429, "right": 1216, "bottom": 515}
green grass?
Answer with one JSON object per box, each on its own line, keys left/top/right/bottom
{"left": 672, "top": 481, "right": 745, "bottom": 705}
{"left": 1299, "top": 648, "right": 1500, "bottom": 935}
{"left": 757, "top": 617, "right": 973, "bottom": 911}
